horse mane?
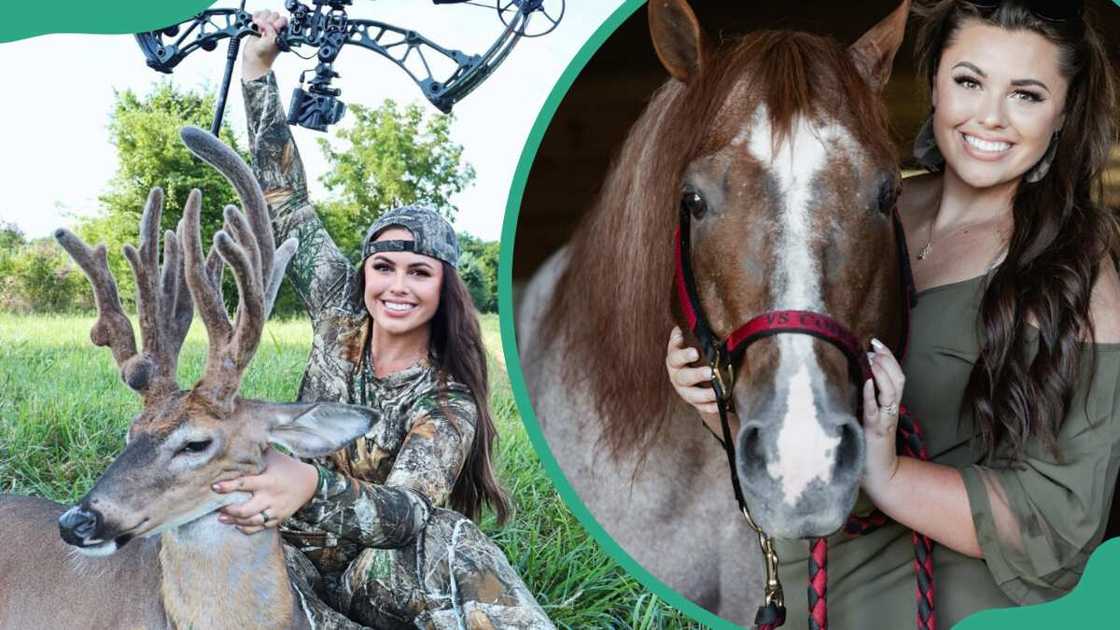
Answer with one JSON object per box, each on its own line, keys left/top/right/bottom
{"left": 540, "top": 29, "right": 895, "bottom": 463}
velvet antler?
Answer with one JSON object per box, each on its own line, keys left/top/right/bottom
{"left": 55, "top": 188, "right": 192, "bottom": 401}
{"left": 178, "top": 127, "right": 298, "bottom": 407}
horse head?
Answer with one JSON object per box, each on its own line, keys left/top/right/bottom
{"left": 652, "top": 0, "right": 911, "bottom": 539}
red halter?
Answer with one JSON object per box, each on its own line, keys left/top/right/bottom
{"left": 672, "top": 202, "right": 935, "bottom": 630}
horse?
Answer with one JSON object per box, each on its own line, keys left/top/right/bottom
{"left": 517, "top": 0, "right": 911, "bottom": 623}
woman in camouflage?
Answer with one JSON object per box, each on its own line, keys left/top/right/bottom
{"left": 208, "top": 10, "right": 554, "bottom": 630}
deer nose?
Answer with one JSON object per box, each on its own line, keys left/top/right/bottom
{"left": 58, "top": 506, "right": 102, "bottom": 546}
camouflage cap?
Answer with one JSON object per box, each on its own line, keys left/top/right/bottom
{"left": 361, "top": 205, "right": 459, "bottom": 268}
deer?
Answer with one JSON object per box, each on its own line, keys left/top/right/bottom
{"left": 0, "top": 127, "right": 372, "bottom": 630}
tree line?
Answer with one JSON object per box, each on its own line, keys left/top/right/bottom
{"left": 0, "top": 83, "right": 498, "bottom": 315}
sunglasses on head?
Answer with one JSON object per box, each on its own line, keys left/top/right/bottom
{"left": 964, "top": 0, "right": 1083, "bottom": 22}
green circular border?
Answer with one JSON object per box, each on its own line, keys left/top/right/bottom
{"left": 497, "top": 1, "right": 738, "bottom": 627}
{"left": 497, "top": 2, "right": 1120, "bottom": 629}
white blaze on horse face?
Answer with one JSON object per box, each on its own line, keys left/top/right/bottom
{"left": 741, "top": 105, "right": 848, "bottom": 506}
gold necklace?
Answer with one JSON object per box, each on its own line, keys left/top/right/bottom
{"left": 916, "top": 219, "right": 935, "bottom": 261}
{"left": 916, "top": 195, "right": 941, "bottom": 262}
{"left": 916, "top": 208, "right": 1010, "bottom": 263}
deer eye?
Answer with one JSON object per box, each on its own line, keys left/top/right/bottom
{"left": 681, "top": 190, "right": 708, "bottom": 219}
{"left": 177, "top": 440, "right": 213, "bottom": 456}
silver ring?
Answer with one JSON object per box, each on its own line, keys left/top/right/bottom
{"left": 881, "top": 403, "right": 899, "bottom": 416}
{"left": 260, "top": 509, "right": 271, "bottom": 524}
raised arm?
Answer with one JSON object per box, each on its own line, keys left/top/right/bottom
{"left": 241, "top": 11, "right": 355, "bottom": 317}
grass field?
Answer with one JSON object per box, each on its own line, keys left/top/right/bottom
{"left": 0, "top": 312, "right": 703, "bottom": 629}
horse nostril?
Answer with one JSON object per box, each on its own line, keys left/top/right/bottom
{"left": 58, "top": 507, "right": 101, "bottom": 546}
{"left": 738, "top": 423, "right": 769, "bottom": 479}
{"left": 834, "top": 420, "right": 863, "bottom": 474}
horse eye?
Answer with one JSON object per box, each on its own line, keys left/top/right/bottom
{"left": 681, "top": 190, "right": 708, "bottom": 219}
{"left": 876, "top": 177, "right": 899, "bottom": 214}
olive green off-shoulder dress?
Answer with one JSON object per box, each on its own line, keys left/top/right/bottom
{"left": 771, "top": 272, "right": 1120, "bottom": 629}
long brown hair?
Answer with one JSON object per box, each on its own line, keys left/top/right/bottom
{"left": 914, "top": 0, "right": 1120, "bottom": 461}
{"left": 430, "top": 263, "right": 511, "bottom": 523}
{"left": 538, "top": 30, "right": 896, "bottom": 460}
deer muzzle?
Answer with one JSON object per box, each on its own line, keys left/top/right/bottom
{"left": 58, "top": 505, "right": 103, "bottom": 547}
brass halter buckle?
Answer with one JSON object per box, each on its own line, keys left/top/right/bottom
{"left": 741, "top": 506, "right": 784, "bottom": 608}
{"left": 709, "top": 353, "right": 735, "bottom": 403}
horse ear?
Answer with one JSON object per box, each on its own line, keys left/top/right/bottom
{"left": 648, "top": 0, "right": 707, "bottom": 83}
{"left": 848, "top": 0, "right": 910, "bottom": 93}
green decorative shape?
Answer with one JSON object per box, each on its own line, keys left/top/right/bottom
{"left": 956, "top": 538, "right": 1120, "bottom": 629}
{"left": 0, "top": 1, "right": 216, "bottom": 43}
{"left": 496, "top": 1, "right": 1120, "bottom": 629}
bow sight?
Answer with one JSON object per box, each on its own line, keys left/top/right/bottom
{"left": 135, "top": 0, "right": 563, "bottom": 134}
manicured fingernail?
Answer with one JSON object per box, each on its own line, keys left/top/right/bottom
{"left": 871, "top": 338, "right": 885, "bottom": 351}
{"left": 867, "top": 352, "right": 876, "bottom": 364}
{"left": 689, "top": 349, "right": 699, "bottom": 360}
{"left": 211, "top": 483, "right": 222, "bottom": 492}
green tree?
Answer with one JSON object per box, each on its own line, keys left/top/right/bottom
{"left": 80, "top": 82, "right": 246, "bottom": 306}
{"left": 458, "top": 233, "right": 498, "bottom": 313}
{"left": 0, "top": 223, "right": 26, "bottom": 310}
{"left": 0, "top": 222, "right": 23, "bottom": 252}
{"left": 0, "top": 238, "right": 90, "bottom": 313}
{"left": 316, "top": 100, "right": 476, "bottom": 262}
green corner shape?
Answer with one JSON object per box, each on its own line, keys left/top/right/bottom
{"left": 956, "top": 538, "right": 1120, "bottom": 629}
{"left": 0, "top": 1, "right": 216, "bottom": 43}
{"left": 497, "top": 1, "right": 1120, "bottom": 629}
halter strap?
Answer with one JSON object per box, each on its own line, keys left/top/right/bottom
{"left": 673, "top": 206, "right": 913, "bottom": 385}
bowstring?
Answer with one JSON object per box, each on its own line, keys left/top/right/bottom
{"left": 459, "top": 1, "right": 518, "bottom": 16}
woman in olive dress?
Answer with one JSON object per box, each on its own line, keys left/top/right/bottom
{"left": 667, "top": 0, "right": 1120, "bottom": 626}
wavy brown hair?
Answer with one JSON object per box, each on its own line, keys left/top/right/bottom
{"left": 430, "top": 263, "right": 511, "bottom": 523}
{"left": 914, "top": 0, "right": 1120, "bottom": 461}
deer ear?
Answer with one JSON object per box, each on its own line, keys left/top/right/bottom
{"left": 253, "top": 401, "right": 374, "bottom": 458}
{"left": 848, "top": 0, "right": 910, "bottom": 93}
{"left": 649, "top": 0, "right": 707, "bottom": 83}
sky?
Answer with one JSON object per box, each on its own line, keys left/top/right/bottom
{"left": 0, "top": 0, "right": 627, "bottom": 242}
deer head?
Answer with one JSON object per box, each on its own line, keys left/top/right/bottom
{"left": 55, "top": 127, "right": 373, "bottom": 555}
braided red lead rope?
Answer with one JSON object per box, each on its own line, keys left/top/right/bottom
{"left": 808, "top": 537, "right": 828, "bottom": 630}
{"left": 806, "top": 405, "right": 936, "bottom": 630}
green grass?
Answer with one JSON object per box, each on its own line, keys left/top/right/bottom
{"left": 0, "top": 312, "right": 702, "bottom": 629}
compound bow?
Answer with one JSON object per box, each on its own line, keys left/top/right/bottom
{"left": 135, "top": 0, "right": 563, "bottom": 134}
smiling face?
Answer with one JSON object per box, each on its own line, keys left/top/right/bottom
{"left": 362, "top": 227, "right": 444, "bottom": 336}
{"left": 931, "top": 21, "right": 1069, "bottom": 189}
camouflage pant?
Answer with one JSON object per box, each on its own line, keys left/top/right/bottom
{"left": 284, "top": 508, "right": 555, "bottom": 629}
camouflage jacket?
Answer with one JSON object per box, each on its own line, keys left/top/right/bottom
{"left": 243, "top": 72, "right": 477, "bottom": 566}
